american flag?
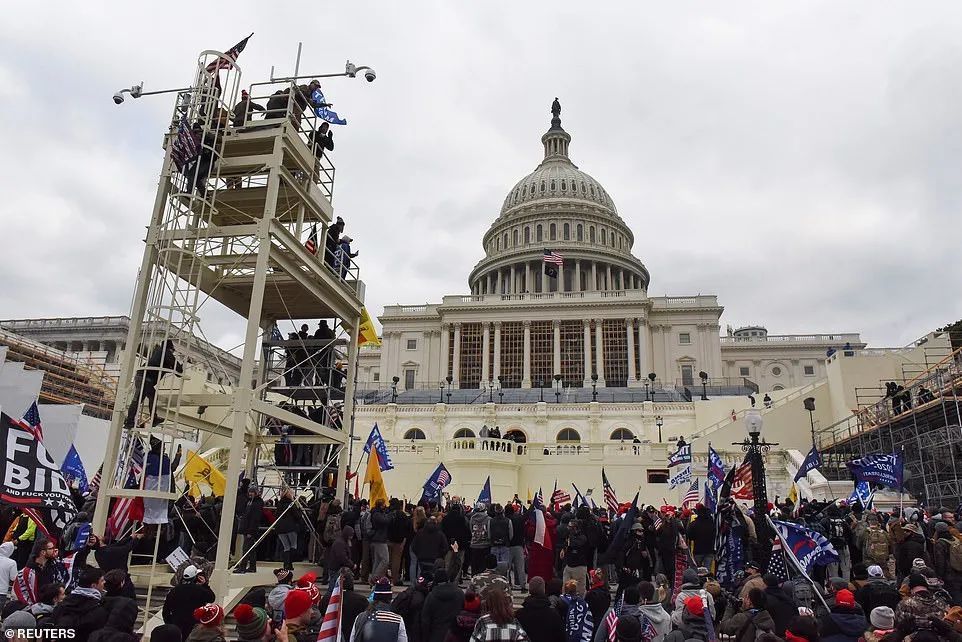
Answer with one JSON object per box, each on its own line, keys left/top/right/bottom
{"left": 653, "top": 513, "right": 664, "bottom": 531}
{"left": 551, "top": 485, "right": 571, "bottom": 509}
{"left": 171, "top": 115, "right": 200, "bottom": 173}
{"left": 605, "top": 608, "right": 619, "bottom": 642}
{"left": 642, "top": 615, "right": 658, "bottom": 642}
{"left": 438, "top": 469, "right": 451, "bottom": 486}
{"left": 87, "top": 464, "right": 103, "bottom": 498}
{"left": 542, "top": 249, "right": 564, "bottom": 266}
{"left": 533, "top": 488, "right": 545, "bottom": 509}
{"left": 106, "top": 434, "right": 146, "bottom": 541}
{"left": 766, "top": 537, "right": 789, "bottom": 583}
{"left": 682, "top": 480, "right": 700, "bottom": 508}
{"left": 317, "top": 575, "right": 343, "bottom": 642}
{"left": 17, "top": 402, "right": 44, "bottom": 442}
{"left": 305, "top": 223, "right": 318, "bottom": 255}
{"left": 731, "top": 458, "right": 754, "bottom": 500}
{"left": 602, "top": 468, "right": 618, "bottom": 514}
{"left": 204, "top": 33, "right": 253, "bottom": 74}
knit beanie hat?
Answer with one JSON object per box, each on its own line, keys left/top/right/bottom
{"left": 285, "top": 588, "right": 314, "bottom": 620}
{"left": 1, "top": 610, "right": 37, "bottom": 631}
{"left": 867, "top": 565, "right": 884, "bottom": 578}
{"left": 685, "top": 595, "right": 705, "bottom": 617}
{"left": 908, "top": 573, "right": 928, "bottom": 592}
{"left": 870, "top": 606, "right": 895, "bottom": 630}
{"left": 463, "top": 592, "right": 481, "bottom": 612}
{"left": 528, "top": 577, "right": 546, "bottom": 596}
{"left": 373, "top": 578, "right": 393, "bottom": 595}
{"left": 234, "top": 604, "right": 269, "bottom": 639}
{"left": 194, "top": 603, "right": 225, "bottom": 627}
{"left": 151, "top": 624, "right": 184, "bottom": 642}
{"left": 682, "top": 568, "right": 699, "bottom": 586}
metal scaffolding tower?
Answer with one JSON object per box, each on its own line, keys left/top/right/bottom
{"left": 91, "top": 49, "right": 365, "bottom": 612}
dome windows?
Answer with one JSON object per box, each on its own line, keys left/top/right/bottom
{"left": 540, "top": 181, "right": 546, "bottom": 193}
{"left": 589, "top": 226, "right": 596, "bottom": 243}
{"left": 502, "top": 232, "right": 508, "bottom": 249}
{"left": 513, "top": 229, "right": 519, "bottom": 247}
{"left": 524, "top": 227, "right": 531, "bottom": 244}
{"left": 522, "top": 185, "right": 527, "bottom": 197}
{"left": 550, "top": 179, "right": 556, "bottom": 191}
{"left": 561, "top": 180, "right": 567, "bottom": 191}
{"left": 601, "top": 228, "right": 607, "bottom": 245}
{"left": 557, "top": 428, "right": 581, "bottom": 442}
{"left": 589, "top": 185, "right": 595, "bottom": 197}
{"left": 536, "top": 225, "right": 543, "bottom": 242}
{"left": 563, "top": 223, "right": 570, "bottom": 240}
{"left": 577, "top": 224, "right": 583, "bottom": 241}
{"left": 581, "top": 182, "right": 587, "bottom": 194}
{"left": 549, "top": 223, "right": 556, "bottom": 240}
{"left": 453, "top": 428, "right": 475, "bottom": 439}
{"left": 610, "top": 428, "right": 635, "bottom": 441}
{"left": 404, "top": 428, "right": 426, "bottom": 440}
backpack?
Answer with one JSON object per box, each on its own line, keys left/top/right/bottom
{"left": 865, "top": 527, "right": 889, "bottom": 561}
{"left": 490, "top": 517, "right": 510, "bottom": 546}
{"left": 948, "top": 538, "right": 962, "bottom": 572}
{"left": 323, "top": 513, "right": 342, "bottom": 544}
{"left": 359, "top": 511, "right": 374, "bottom": 540}
{"left": 786, "top": 577, "right": 815, "bottom": 611}
{"left": 828, "top": 518, "right": 846, "bottom": 544}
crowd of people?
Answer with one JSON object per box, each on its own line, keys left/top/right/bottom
{"left": 2, "top": 493, "right": 962, "bottom": 642}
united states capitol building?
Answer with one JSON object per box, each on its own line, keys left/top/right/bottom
{"left": 354, "top": 102, "right": 951, "bottom": 505}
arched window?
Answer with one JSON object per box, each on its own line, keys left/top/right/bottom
{"left": 496, "top": 237, "right": 501, "bottom": 251}
{"left": 601, "top": 229, "right": 607, "bottom": 245}
{"left": 504, "top": 429, "right": 527, "bottom": 443}
{"left": 536, "top": 225, "right": 543, "bottom": 242}
{"left": 772, "top": 385, "right": 785, "bottom": 391}
{"left": 589, "top": 185, "right": 595, "bottom": 197}
{"left": 522, "top": 185, "right": 527, "bottom": 197}
{"left": 513, "top": 229, "right": 519, "bottom": 246}
{"left": 589, "top": 226, "right": 596, "bottom": 243}
{"left": 556, "top": 428, "right": 581, "bottom": 443}
{"left": 581, "top": 182, "right": 587, "bottom": 194}
{"left": 502, "top": 233, "right": 508, "bottom": 249}
{"left": 561, "top": 180, "right": 567, "bottom": 191}
{"left": 610, "top": 428, "right": 635, "bottom": 441}
{"left": 550, "top": 180, "right": 556, "bottom": 191}
{"left": 577, "top": 224, "right": 583, "bottom": 241}
{"left": 453, "top": 428, "right": 475, "bottom": 439}
{"left": 524, "top": 227, "right": 531, "bottom": 244}
{"left": 404, "top": 428, "right": 426, "bottom": 440}
{"left": 563, "top": 223, "right": 570, "bottom": 240}
{"left": 549, "top": 223, "right": 556, "bottom": 240}
{"left": 541, "top": 181, "right": 546, "bottom": 193}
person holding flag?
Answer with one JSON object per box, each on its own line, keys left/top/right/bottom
{"left": 526, "top": 489, "right": 557, "bottom": 583}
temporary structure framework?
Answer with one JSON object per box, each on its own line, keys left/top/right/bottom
{"left": 91, "top": 50, "right": 364, "bottom": 614}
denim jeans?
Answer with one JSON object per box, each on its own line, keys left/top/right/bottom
{"left": 509, "top": 546, "right": 526, "bottom": 587}
{"left": 492, "top": 545, "right": 511, "bottom": 570}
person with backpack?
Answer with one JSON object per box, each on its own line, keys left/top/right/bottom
{"left": 931, "top": 522, "right": 962, "bottom": 605}
{"left": 388, "top": 500, "right": 413, "bottom": 586}
{"left": 860, "top": 514, "right": 891, "bottom": 574}
{"left": 719, "top": 588, "right": 777, "bottom": 642}
{"left": 489, "top": 505, "right": 513, "bottom": 572}
{"left": 421, "top": 569, "right": 464, "bottom": 642}
{"left": 469, "top": 503, "right": 492, "bottom": 578}
{"left": 824, "top": 508, "right": 853, "bottom": 581}
{"left": 411, "top": 517, "right": 450, "bottom": 580}
{"left": 762, "top": 574, "right": 797, "bottom": 637}
{"left": 391, "top": 575, "right": 431, "bottom": 642}
{"left": 854, "top": 566, "right": 900, "bottom": 615}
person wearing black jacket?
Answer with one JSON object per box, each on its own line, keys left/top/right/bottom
{"left": 162, "top": 566, "right": 216, "bottom": 641}
{"left": 236, "top": 487, "right": 265, "bottom": 573}
{"left": 654, "top": 510, "right": 679, "bottom": 587}
{"left": 124, "top": 340, "right": 183, "bottom": 428}
{"left": 320, "top": 570, "right": 367, "bottom": 642}
{"left": 91, "top": 533, "right": 144, "bottom": 599}
{"left": 369, "top": 500, "right": 392, "bottom": 580}
{"left": 686, "top": 506, "right": 716, "bottom": 569}
{"left": 88, "top": 596, "right": 140, "bottom": 642}
{"left": 412, "top": 517, "right": 450, "bottom": 578}
{"left": 762, "top": 574, "right": 796, "bottom": 637}
{"left": 506, "top": 504, "right": 527, "bottom": 590}
{"left": 516, "top": 577, "right": 566, "bottom": 642}
{"left": 562, "top": 519, "right": 590, "bottom": 596}
{"left": 324, "top": 217, "right": 344, "bottom": 269}
{"left": 441, "top": 503, "right": 470, "bottom": 582}
{"left": 420, "top": 569, "right": 464, "bottom": 642}
{"left": 51, "top": 567, "right": 110, "bottom": 642}
{"left": 388, "top": 499, "right": 412, "bottom": 587}
{"left": 275, "top": 489, "right": 302, "bottom": 571}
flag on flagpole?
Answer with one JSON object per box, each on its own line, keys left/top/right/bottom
{"left": 668, "top": 442, "right": 692, "bottom": 468}
{"left": 703, "top": 480, "right": 717, "bottom": 514}
{"left": 60, "top": 445, "right": 88, "bottom": 494}
{"left": 794, "top": 446, "right": 822, "bottom": 482}
{"left": 848, "top": 480, "right": 875, "bottom": 509}
{"left": 682, "top": 480, "right": 700, "bottom": 508}
{"left": 305, "top": 224, "right": 318, "bottom": 255}
{"left": 668, "top": 465, "right": 692, "bottom": 490}
{"left": 420, "top": 463, "right": 452, "bottom": 503}
{"left": 183, "top": 450, "right": 227, "bottom": 497}
{"left": 551, "top": 481, "right": 571, "bottom": 510}
{"left": 106, "top": 434, "right": 145, "bottom": 542}
{"left": 531, "top": 488, "right": 552, "bottom": 549}
{"left": 543, "top": 249, "right": 563, "bottom": 278}
{"left": 707, "top": 445, "right": 726, "bottom": 489}
{"left": 478, "top": 476, "right": 492, "bottom": 505}
{"left": 846, "top": 453, "right": 904, "bottom": 490}
{"left": 317, "top": 575, "right": 343, "bottom": 642}
{"left": 363, "top": 450, "right": 389, "bottom": 507}
{"left": 362, "top": 424, "right": 394, "bottom": 471}
{"left": 171, "top": 115, "right": 201, "bottom": 174}
{"left": 357, "top": 307, "right": 381, "bottom": 347}
{"left": 771, "top": 519, "right": 839, "bottom": 573}
{"left": 731, "top": 458, "right": 753, "bottom": 500}
{"left": 17, "top": 403, "right": 44, "bottom": 442}
{"left": 205, "top": 33, "right": 253, "bottom": 73}
{"left": 602, "top": 468, "right": 618, "bottom": 514}
{"left": 571, "top": 482, "right": 588, "bottom": 507}
{"left": 766, "top": 537, "right": 790, "bottom": 583}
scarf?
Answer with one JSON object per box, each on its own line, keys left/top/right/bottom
{"left": 71, "top": 587, "right": 104, "bottom": 602}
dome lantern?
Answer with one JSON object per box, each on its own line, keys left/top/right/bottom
{"left": 542, "top": 97, "right": 572, "bottom": 161}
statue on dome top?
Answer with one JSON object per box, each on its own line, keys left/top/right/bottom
{"left": 551, "top": 97, "right": 561, "bottom": 120}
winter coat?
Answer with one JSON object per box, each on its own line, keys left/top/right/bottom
{"left": 369, "top": 509, "right": 392, "bottom": 544}
{"left": 470, "top": 512, "right": 491, "bottom": 548}
{"left": 563, "top": 530, "right": 590, "bottom": 568}
{"left": 421, "top": 582, "right": 465, "bottom": 642}
{"left": 763, "top": 586, "right": 797, "bottom": 636}
{"left": 240, "top": 496, "right": 265, "bottom": 535}
{"left": 517, "top": 595, "right": 567, "bottom": 642}
{"left": 671, "top": 585, "right": 716, "bottom": 627}
{"left": 392, "top": 585, "right": 429, "bottom": 642}
{"left": 0, "top": 541, "right": 17, "bottom": 596}
{"left": 412, "top": 523, "right": 449, "bottom": 564}
{"left": 819, "top": 606, "right": 868, "bottom": 642}
{"left": 51, "top": 591, "right": 110, "bottom": 642}
{"left": 94, "top": 538, "right": 137, "bottom": 573}
{"left": 686, "top": 515, "right": 715, "bottom": 556}
{"left": 325, "top": 526, "right": 354, "bottom": 574}
{"left": 593, "top": 604, "right": 670, "bottom": 642}
{"left": 162, "top": 582, "right": 216, "bottom": 640}
{"left": 737, "top": 573, "right": 766, "bottom": 602}
{"left": 186, "top": 625, "right": 227, "bottom": 642}
{"left": 276, "top": 497, "right": 301, "bottom": 534}
{"left": 442, "top": 508, "right": 472, "bottom": 550}
{"left": 894, "top": 590, "right": 949, "bottom": 629}
{"left": 854, "top": 579, "right": 900, "bottom": 615}
{"left": 89, "top": 597, "right": 140, "bottom": 642}
{"left": 719, "top": 608, "right": 776, "bottom": 642}
{"left": 509, "top": 513, "right": 526, "bottom": 547}
{"left": 340, "top": 590, "right": 369, "bottom": 642}
{"left": 895, "top": 531, "right": 928, "bottom": 577}
{"left": 585, "top": 587, "right": 610, "bottom": 636}
{"left": 445, "top": 608, "right": 480, "bottom": 642}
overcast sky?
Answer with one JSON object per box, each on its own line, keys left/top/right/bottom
{"left": 2, "top": 3, "right": 960, "bottom": 351}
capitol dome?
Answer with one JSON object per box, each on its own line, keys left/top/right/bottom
{"left": 469, "top": 101, "right": 649, "bottom": 295}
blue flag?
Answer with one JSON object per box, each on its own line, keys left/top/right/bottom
{"left": 793, "top": 445, "right": 822, "bottom": 482}
{"left": 421, "top": 463, "right": 452, "bottom": 502}
{"left": 478, "top": 476, "right": 492, "bottom": 505}
{"left": 60, "top": 444, "right": 88, "bottom": 493}
{"left": 707, "top": 445, "right": 726, "bottom": 489}
{"left": 704, "top": 479, "right": 717, "bottom": 514}
{"left": 668, "top": 443, "right": 692, "bottom": 467}
{"left": 773, "top": 519, "right": 840, "bottom": 573}
{"left": 848, "top": 480, "right": 875, "bottom": 509}
{"left": 311, "top": 89, "right": 348, "bottom": 125}
{"left": 363, "top": 424, "right": 394, "bottom": 471}
{"left": 571, "top": 482, "right": 589, "bottom": 507}
{"left": 846, "top": 452, "right": 903, "bottom": 490}
{"left": 72, "top": 523, "right": 92, "bottom": 551}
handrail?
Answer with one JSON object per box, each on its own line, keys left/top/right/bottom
{"left": 689, "top": 379, "right": 823, "bottom": 441}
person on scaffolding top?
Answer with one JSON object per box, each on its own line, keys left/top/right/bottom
{"left": 123, "top": 339, "right": 184, "bottom": 429}
{"left": 231, "top": 89, "right": 265, "bottom": 127}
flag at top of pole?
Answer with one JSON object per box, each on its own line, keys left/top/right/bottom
{"left": 602, "top": 468, "right": 618, "bottom": 514}
{"left": 477, "top": 476, "right": 492, "bottom": 505}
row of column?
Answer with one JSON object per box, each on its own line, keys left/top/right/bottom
{"left": 440, "top": 318, "right": 651, "bottom": 388}
{"left": 472, "top": 260, "right": 643, "bottom": 295}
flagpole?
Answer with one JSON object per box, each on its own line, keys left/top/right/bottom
{"left": 899, "top": 445, "right": 905, "bottom": 515}
{"left": 765, "top": 514, "right": 830, "bottom": 613}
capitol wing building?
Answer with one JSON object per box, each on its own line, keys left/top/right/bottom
{"left": 354, "top": 104, "right": 948, "bottom": 505}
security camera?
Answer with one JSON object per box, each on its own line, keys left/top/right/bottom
{"left": 113, "top": 92, "right": 125, "bottom": 105}
{"left": 364, "top": 69, "right": 376, "bottom": 82}
{"left": 130, "top": 83, "right": 143, "bottom": 98}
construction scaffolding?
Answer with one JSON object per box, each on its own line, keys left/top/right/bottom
{"left": 818, "top": 347, "right": 962, "bottom": 507}
{"left": 90, "top": 48, "right": 365, "bottom": 618}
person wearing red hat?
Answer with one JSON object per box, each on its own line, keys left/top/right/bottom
{"left": 233, "top": 604, "right": 280, "bottom": 642}
{"left": 447, "top": 591, "right": 482, "bottom": 642}
{"left": 283, "top": 588, "right": 316, "bottom": 642}
{"left": 818, "top": 589, "right": 867, "bottom": 642}
{"left": 186, "top": 603, "right": 226, "bottom": 642}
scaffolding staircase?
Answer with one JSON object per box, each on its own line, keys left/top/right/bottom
{"left": 91, "top": 49, "right": 366, "bottom": 620}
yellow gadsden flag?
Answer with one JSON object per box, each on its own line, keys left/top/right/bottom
{"left": 787, "top": 482, "right": 798, "bottom": 506}
{"left": 358, "top": 307, "right": 381, "bottom": 347}
{"left": 364, "top": 449, "right": 389, "bottom": 507}
{"left": 183, "top": 450, "right": 227, "bottom": 497}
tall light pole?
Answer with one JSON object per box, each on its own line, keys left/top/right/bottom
{"left": 648, "top": 372, "right": 657, "bottom": 401}
{"left": 699, "top": 370, "right": 709, "bottom": 401}
{"left": 655, "top": 415, "right": 664, "bottom": 443}
{"left": 554, "top": 374, "right": 562, "bottom": 404}
{"left": 734, "top": 410, "right": 778, "bottom": 563}
{"left": 591, "top": 373, "right": 598, "bottom": 401}
{"left": 391, "top": 376, "right": 399, "bottom": 403}
{"left": 803, "top": 397, "right": 817, "bottom": 447}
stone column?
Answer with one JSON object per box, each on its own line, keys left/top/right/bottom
{"left": 493, "top": 321, "right": 502, "bottom": 383}
{"left": 552, "top": 320, "right": 561, "bottom": 377}
{"left": 452, "top": 323, "right": 462, "bottom": 387}
{"left": 423, "top": 330, "right": 434, "bottom": 384}
{"left": 637, "top": 319, "right": 650, "bottom": 377}
{"left": 440, "top": 324, "right": 450, "bottom": 380}
{"left": 487, "top": 273, "right": 493, "bottom": 295}
{"left": 606, "top": 264, "right": 613, "bottom": 291}
{"left": 620, "top": 269, "right": 626, "bottom": 291}
{"left": 583, "top": 319, "right": 592, "bottom": 385}
{"left": 575, "top": 260, "right": 582, "bottom": 292}
{"left": 591, "top": 262, "right": 597, "bottom": 291}
{"left": 495, "top": 270, "right": 502, "bottom": 295}
{"left": 594, "top": 319, "right": 607, "bottom": 386}
{"left": 510, "top": 266, "right": 516, "bottom": 295}
{"left": 525, "top": 262, "right": 531, "bottom": 294}
{"left": 522, "top": 320, "right": 532, "bottom": 388}
{"left": 481, "top": 322, "right": 490, "bottom": 386}
{"left": 626, "top": 318, "right": 637, "bottom": 384}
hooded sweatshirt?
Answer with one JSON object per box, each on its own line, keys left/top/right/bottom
{"left": 325, "top": 526, "right": 354, "bottom": 573}
{"left": 819, "top": 606, "right": 867, "bottom": 642}
{"left": 593, "top": 603, "right": 671, "bottom": 642}
{"left": 0, "top": 542, "right": 18, "bottom": 596}
{"left": 671, "top": 584, "right": 716, "bottom": 627}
